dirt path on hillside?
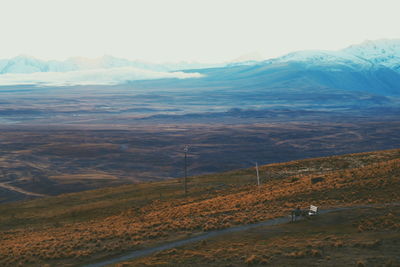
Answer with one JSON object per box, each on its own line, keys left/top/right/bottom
{"left": 0, "top": 182, "right": 46, "bottom": 197}
{"left": 84, "top": 203, "right": 399, "bottom": 267}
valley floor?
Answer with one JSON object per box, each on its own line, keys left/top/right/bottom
{"left": 1, "top": 120, "right": 400, "bottom": 203}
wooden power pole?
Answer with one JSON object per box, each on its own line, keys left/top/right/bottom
{"left": 184, "top": 145, "right": 189, "bottom": 194}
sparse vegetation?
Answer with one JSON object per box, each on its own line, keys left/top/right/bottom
{"left": 1, "top": 120, "right": 400, "bottom": 203}
{"left": 120, "top": 206, "right": 400, "bottom": 266}
{"left": 0, "top": 148, "right": 399, "bottom": 266}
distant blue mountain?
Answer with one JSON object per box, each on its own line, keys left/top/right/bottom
{"left": 193, "top": 39, "right": 400, "bottom": 96}
{"left": 0, "top": 39, "right": 400, "bottom": 95}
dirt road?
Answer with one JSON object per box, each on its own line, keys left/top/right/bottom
{"left": 84, "top": 204, "right": 382, "bottom": 267}
{"left": 0, "top": 182, "right": 46, "bottom": 197}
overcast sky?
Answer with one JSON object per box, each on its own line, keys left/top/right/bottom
{"left": 1, "top": 0, "right": 400, "bottom": 63}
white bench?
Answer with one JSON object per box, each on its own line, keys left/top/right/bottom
{"left": 308, "top": 205, "right": 318, "bottom": 216}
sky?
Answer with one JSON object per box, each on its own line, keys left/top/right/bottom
{"left": 1, "top": 0, "right": 400, "bottom": 63}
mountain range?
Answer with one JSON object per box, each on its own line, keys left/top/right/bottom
{"left": 195, "top": 39, "right": 400, "bottom": 97}
{"left": 269, "top": 39, "right": 400, "bottom": 70}
{"left": 0, "top": 39, "right": 399, "bottom": 97}
{"left": 0, "top": 55, "right": 221, "bottom": 74}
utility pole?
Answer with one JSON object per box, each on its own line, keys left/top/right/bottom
{"left": 183, "top": 145, "right": 189, "bottom": 194}
{"left": 256, "top": 162, "right": 260, "bottom": 186}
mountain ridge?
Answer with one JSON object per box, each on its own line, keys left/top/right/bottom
{"left": 0, "top": 55, "right": 222, "bottom": 74}
{"left": 1, "top": 39, "right": 400, "bottom": 75}
{"left": 1, "top": 39, "right": 400, "bottom": 93}
{"left": 267, "top": 39, "right": 400, "bottom": 69}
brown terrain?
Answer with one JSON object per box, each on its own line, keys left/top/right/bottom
{"left": 122, "top": 205, "right": 400, "bottom": 267}
{"left": 0, "top": 148, "right": 399, "bottom": 266}
{"left": 0, "top": 120, "right": 399, "bottom": 203}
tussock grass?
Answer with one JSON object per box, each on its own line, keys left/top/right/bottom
{"left": 0, "top": 148, "right": 399, "bottom": 266}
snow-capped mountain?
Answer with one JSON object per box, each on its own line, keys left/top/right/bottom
{"left": 1, "top": 39, "right": 399, "bottom": 75}
{"left": 0, "top": 55, "right": 221, "bottom": 75}
{"left": 269, "top": 39, "right": 400, "bottom": 71}
{"left": 0, "top": 55, "right": 56, "bottom": 74}
{"left": 270, "top": 50, "right": 369, "bottom": 68}
{"left": 0, "top": 39, "right": 400, "bottom": 87}
{"left": 342, "top": 39, "right": 400, "bottom": 69}
{"left": 0, "top": 56, "right": 211, "bottom": 86}
{"left": 190, "top": 39, "right": 400, "bottom": 96}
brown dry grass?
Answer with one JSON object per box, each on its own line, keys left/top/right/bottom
{"left": 0, "top": 149, "right": 399, "bottom": 266}
{"left": 123, "top": 206, "right": 400, "bottom": 267}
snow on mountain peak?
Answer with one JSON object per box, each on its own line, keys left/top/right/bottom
{"left": 0, "top": 55, "right": 205, "bottom": 86}
{"left": 270, "top": 49, "right": 368, "bottom": 69}
{"left": 1, "top": 39, "right": 400, "bottom": 85}
{"left": 265, "top": 39, "right": 400, "bottom": 70}
{"left": 342, "top": 39, "right": 400, "bottom": 68}
{"left": 344, "top": 39, "right": 400, "bottom": 54}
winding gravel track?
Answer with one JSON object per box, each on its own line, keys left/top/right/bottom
{"left": 83, "top": 203, "right": 400, "bottom": 267}
{"left": 0, "top": 182, "right": 46, "bottom": 197}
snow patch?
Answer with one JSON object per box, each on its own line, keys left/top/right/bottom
{"left": 267, "top": 39, "right": 400, "bottom": 70}
{"left": 0, "top": 67, "right": 203, "bottom": 86}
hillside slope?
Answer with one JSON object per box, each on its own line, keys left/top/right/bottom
{"left": 0, "top": 148, "right": 399, "bottom": 266}
{"left": 124, "top": 205, "right": 400, "bottom": 266}
{"left": 153, "top": 39, "right": 400, "bottom": 96}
